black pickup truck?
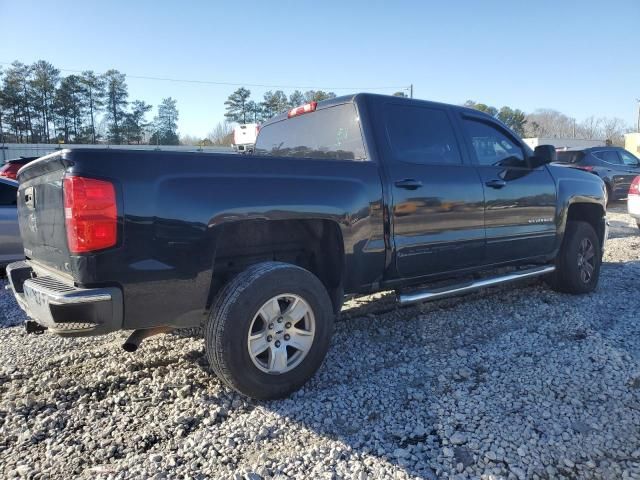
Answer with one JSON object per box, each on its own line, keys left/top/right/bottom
{"left": 7, "top": 94, "right": 608, "bottom": 399}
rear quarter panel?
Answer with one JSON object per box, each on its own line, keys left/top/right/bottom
{"left": 62, "top": 150, "right": 385, "bottom": 329}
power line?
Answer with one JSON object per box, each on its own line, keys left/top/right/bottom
{"left": 0, "top": 61, "right": 410, "bottom": 92}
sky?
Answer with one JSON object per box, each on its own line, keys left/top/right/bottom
{"left": 1, "top": 0, "right": 639, "bottom": 138}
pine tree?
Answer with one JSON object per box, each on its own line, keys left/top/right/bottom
{"left": 288, "top": 90, "right": 305, "bottom": 108}
{"left": 497, "top": 107, "right": 527, "bottom": 136}
{"left": 150, "top": 97, "right": 179, "bottom": 145}
{"left": 224, "top": 87, "right": 251, "bottom": 123}
{"left": 102, "top": 70, "right": 128, "bottom": 144}
{"left": 53, "top": 75, "right": 84, "bottom": 143}
{"left": 245, "top": 101, "right": 262, "bottom": 123}
{"left": 304, "top": 90, "right": 336, "bottom": 102}
{"left": 30, "top": 60, "right": 60, "bottom": 143}
{"left": 80, "top": 71, "right": 105, "bottom": 144}
{"left": 261, "top": 90, "right": 288, "bottom": 119}
{"left": 2, "top": 62, "right": 35, "bottom": 142}
{"left": 123, "top": 100, "right": 152, "bottom": 144}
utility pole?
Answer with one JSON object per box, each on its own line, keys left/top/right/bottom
{"left": 410, "top": 84, "right": 413, "bottom": 99}
{"left": 637, "top": 99, "right": 640, "bottom": 133}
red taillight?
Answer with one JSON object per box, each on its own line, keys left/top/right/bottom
{"left": 575, "top": 165, "right": 594, "bottom": 172}
{"left": 0, "top": 163, "right": 21, "bottom": 180}
{"left": 288, "top": 101, "right": 317, "bottom": 118}
{"left": 630, "top": 176, "right": 640, "bottom": 196}
{"left": 63, "top": 176, "right": 117, "bottom": 253}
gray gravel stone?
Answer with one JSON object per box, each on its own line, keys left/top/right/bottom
{"left": 450, "top": 432, "right": 467, "bottom": 445}
{"left": 0, "top": 203, "right": 639, "bottom": 479}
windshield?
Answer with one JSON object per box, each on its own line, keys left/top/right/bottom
{"left": 254, "top": 103, "right": 366, "bottom": 160}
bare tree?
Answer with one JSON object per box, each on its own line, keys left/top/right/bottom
{"left": 180, "top": 134, "right": 202, "bottom": 145}
{"left": 207, "top": 122, "right": 233, "bottom": 145}
{"left": 525, "top": 109, "right": 576, "bottom": 138}
{"left": 601, "top": 117, "right": 628, "bottom": 146}
{"left": 577, "top": 116, "right": 602, "bottom": 140}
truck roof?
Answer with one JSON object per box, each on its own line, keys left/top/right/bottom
{"left": 261, "top": 92, "right": 497, "bottom": 127}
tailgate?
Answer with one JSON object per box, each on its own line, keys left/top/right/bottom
{"left": 17, "top": 152, "right": 72, "bottom": 277}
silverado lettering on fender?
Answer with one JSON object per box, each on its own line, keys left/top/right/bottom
{"left": 7, "top": 94, "right": 608, "bottom": 399}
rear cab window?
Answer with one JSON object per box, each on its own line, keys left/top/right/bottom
{"left": 254, "top": 103, "right": 366, "bottom": 160}
{"left": 556, "top": 151, "right": 585, "bottom": 164}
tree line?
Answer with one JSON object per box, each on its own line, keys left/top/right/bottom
{"left": 464, "top": 100, "right": 630, "bottom": 146}
{"left": 224, "top": 89, "right": 630, "bottom": 146}
{"left": 1, "top": 59, "right": 631, "bottom": 147}
{"left": 223, "top": 88, "right": 338, "bottom": 124}
{"left": 0, "top": 60, "right": 180, "bottom": 145}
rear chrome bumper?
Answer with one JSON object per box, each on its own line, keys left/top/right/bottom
{"left": 6, "top": 261, "right": 123, "bottom": 336}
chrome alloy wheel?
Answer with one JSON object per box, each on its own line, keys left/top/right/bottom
{"left": 247, "top": 294, "right": 315, "bottom": 374}
{"left": 577, "top": 237, "right": 596, "bottom": 283}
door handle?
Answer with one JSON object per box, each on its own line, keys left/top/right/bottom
{"left": 485, "top": 179, "right": 507, "bottom": 189}
{"left": 395, "top": 179, "right": 422, "bottom": 190}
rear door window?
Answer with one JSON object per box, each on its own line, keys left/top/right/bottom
{"left": 254, "top": 104, "right": 366, "bottom": 160}
{"left": 384, "top": 104, "right": 462, "bottom": 165}
{"left": 593, "top": 150, "right": 621, "bottom": 164}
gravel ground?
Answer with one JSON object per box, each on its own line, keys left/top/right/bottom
{"left": 1, "top": 203, "right": 640, "bottom": 480}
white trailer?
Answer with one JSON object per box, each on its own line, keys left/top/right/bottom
{"left": 232, "top": 124, "right": 259, "bottom": 153}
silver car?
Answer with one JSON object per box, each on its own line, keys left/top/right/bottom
{"left": 0, "top": 178, "right": 23, "bottom": 267}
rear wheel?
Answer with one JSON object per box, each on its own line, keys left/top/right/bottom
{"left": 205, "top": 262, "right": 334, "bottom": 400}
{"left": 548, "top": 221, "right": 601, "bottom": 294}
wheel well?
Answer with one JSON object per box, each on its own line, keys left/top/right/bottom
{"left": 209, "top": 219, "right": 344, "bottom": 309}
{"left": 566, "top": 203, "right": 605, "bottom": 246}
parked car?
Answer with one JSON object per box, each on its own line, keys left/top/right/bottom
{"left": 628, "top": 176, "right": 640, "bottom": 229}
{"left": 0, "top": 157, "right": 39, "bottom": 181}
{"left": 232, "top": 123, "right": 259, "bottom": 153}
{"left": 0, "top": 178, "right": 23, "bottom": 267}
{"left": 556, "top": 147, "right": 640, "bottom": 203}
{"left": 6, "top": 94, "right": 608, "bottom": 400}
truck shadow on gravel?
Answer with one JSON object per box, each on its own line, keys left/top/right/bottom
{"left": 172, "top": 261, "right": 640, "bottom": 479}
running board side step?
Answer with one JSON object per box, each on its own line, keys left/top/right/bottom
{"left": 397, "top": 265, "right": 555, "bottom": 307}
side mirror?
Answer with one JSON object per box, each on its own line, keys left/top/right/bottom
{"left": 531, "top": 144, "right": 557, "bottom": 167}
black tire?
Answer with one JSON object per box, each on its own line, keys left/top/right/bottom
{"left": 548, "top": 221, "right": 601, "bottom": 294}
{"left": 205, "top": 261, "right": 334, "bottom": 400}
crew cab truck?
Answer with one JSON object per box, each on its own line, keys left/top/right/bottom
{"left": 7, "top": 94, "right": 608, "bottom": 400}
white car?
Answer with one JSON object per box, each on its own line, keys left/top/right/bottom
{"left": 628, "top": 176, "right": 640, "bottom": 229}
